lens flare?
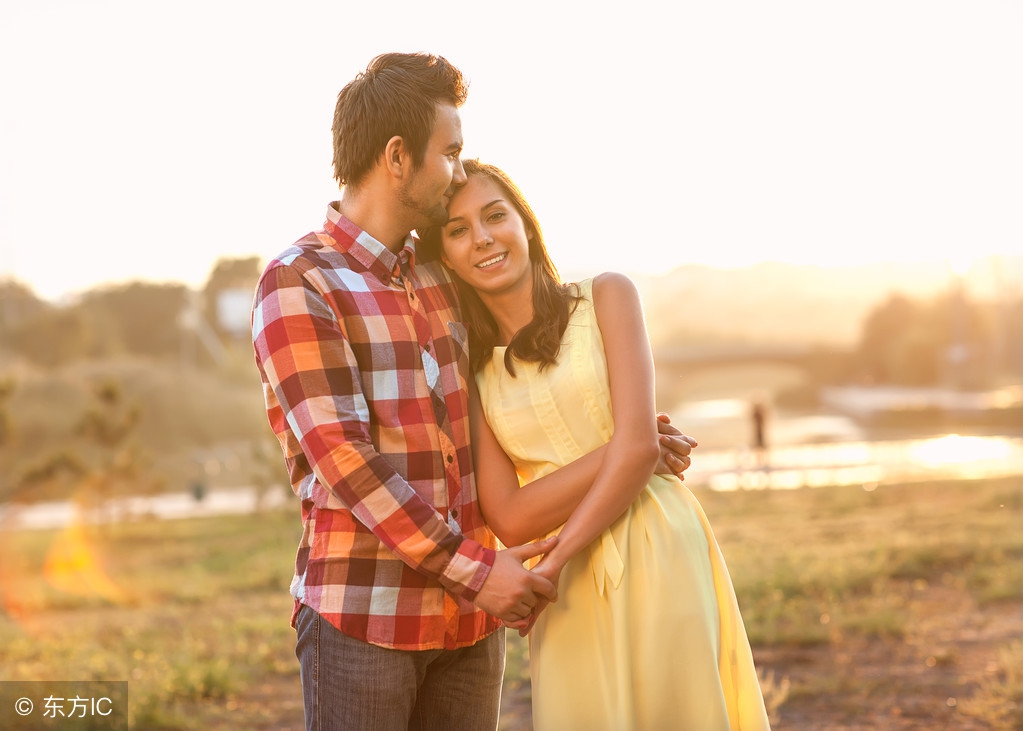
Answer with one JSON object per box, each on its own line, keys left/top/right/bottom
{"left": 42, "top": 517, "right": 125, "bottom": 604}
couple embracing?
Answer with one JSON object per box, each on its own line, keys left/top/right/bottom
{"left": 252, "top": 52, "right": 770, "bottom": 731}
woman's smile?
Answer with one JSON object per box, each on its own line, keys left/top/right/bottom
{"left": 476, "top": 252, "right": 508, "bottom": 269}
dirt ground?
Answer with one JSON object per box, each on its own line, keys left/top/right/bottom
{"left": 759, "top": 585, "right": 1022, "bottom": 731}
{"left": 219, "top": 577, "right": 1022, "bottom": 730}
{"left": 496, "top": 583, "right": 1023, "bottom": 730}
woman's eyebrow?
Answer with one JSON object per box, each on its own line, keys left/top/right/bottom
{"left": 447, "top": 199, "right": 506, "bottom": 226}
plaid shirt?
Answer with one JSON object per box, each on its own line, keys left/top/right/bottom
{"left": 252, "top": 204, "right": 500, "bottom": 650}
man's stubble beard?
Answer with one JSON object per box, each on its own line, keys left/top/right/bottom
{"left": 399, "top": 184, "right": 449, "bottom": 231}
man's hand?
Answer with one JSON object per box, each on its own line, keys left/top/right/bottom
{"left": 474, "top": 536, "right": 558, "bottom": 625}
{"left": 655, "top": 412, "right": 698, "bottom": 480}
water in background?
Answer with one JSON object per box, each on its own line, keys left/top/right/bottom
{"left": 3, "top": 395, "right": 1021, "bottom": 530}
{"left": 674, "top": 397, "right": 1023, "bottom": 491}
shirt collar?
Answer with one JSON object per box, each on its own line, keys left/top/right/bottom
{"left": 324, "top": 202, "right": 417, "bottom": 282}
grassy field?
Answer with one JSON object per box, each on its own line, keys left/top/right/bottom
{"left": 1, "top": 477, "right": 1021, "bottom": 729}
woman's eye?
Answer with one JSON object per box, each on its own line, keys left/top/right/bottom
{"left": 447, "top": 226, "right": 467, "bottom": 237}
{"left": 487, "top": 211, "right": 505, "bottom": 223}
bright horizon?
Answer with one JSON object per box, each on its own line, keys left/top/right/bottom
{"left": 1, "top": 1, "right": 1020, "bottom": 302}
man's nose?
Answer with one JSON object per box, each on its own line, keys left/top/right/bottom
{"left": 452, "top": 158, "right": 467, "bottom": 187}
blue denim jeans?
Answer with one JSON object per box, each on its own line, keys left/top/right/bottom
{"left": 295, "top": 605, "right": 506, "bottom": 730}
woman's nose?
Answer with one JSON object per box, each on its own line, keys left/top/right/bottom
{"left": 474, "top": 228, "right": 493, "bottom": 249}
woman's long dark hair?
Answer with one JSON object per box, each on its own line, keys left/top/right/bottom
{"left": 419, "top": 160, "right": 581, "bottom": 374}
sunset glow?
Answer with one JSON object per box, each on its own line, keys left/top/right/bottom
{"left": 2, "top": 1, "right": 1020, "bottom": 300}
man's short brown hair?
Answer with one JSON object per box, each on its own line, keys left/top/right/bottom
{"left": 332, "top": 52, "right": 468, "bottom": 187}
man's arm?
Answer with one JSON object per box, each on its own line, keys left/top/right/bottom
{"left": 657, "top": 413, "right": 698, "bottom": 477}
{"left": 253, "top": 262, "right": 494, "bottom": 599}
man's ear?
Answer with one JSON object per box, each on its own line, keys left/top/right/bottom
{"left": 384, "top": 135, "right": 409, "bottom": 180}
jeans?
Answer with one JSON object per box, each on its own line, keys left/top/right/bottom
{"left": 295, "top": 605, "right": 506, "bottom": 731}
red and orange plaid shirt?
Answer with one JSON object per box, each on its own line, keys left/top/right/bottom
{"left": 252, "top": 204, "right": 500, "bottom": 650}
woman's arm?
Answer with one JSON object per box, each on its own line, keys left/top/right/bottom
{"left": 470, "top": 383, "right": 610, "bottom": 546}
{"left": 470, "top": 279, "right": 695, "bottom": 547}
{"left": 530, "top": 272, "right": 659, "bottom": 577}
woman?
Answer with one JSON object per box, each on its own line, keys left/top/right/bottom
{"left": 421, "top": 161, "right": 771, "bottom": 730}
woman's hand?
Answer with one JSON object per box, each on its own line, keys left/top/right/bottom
{"left": 509, "top": 554, "right": 565, "bottom": 636}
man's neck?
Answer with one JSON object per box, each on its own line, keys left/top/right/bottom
{"left": 337, "top": 185, "right": 411, "bottom": 254}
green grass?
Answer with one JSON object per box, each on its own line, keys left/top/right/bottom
{"left": 703, "top": 476, "right": 1023, "bottom": 647}
{"left": 1, "top": 476, "right": 1021, "bottom": 728}
{"left": 0, "top": 510, "right": 301, "bottom": 729}
{"left": 958, "top": 639, "right": 1023, "bottom": 730}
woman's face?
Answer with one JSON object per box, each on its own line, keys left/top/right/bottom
{"left": 440, "top": 175, "right": 533, "bottom": 298}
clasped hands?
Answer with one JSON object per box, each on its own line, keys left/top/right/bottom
{"left": 472, "top": 535, "right": 560, "bottom": 633}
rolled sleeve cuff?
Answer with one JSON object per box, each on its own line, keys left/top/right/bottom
{"left": 439, "top": 539, "right": 496, "bottom": 601}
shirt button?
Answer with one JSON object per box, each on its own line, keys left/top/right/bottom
{"left": 446, "top": 454, "right": 453, "bottom": 463}
{"left": 425, "top": 344, "right": 431, "bottom": 352}
{"left": 451, "top": 508, "right": 459, "bottom": 518}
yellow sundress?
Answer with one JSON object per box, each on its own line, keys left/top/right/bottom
{"left": 476, "top": 278, "right": 771, "bottom": 731}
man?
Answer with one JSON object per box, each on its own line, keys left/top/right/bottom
{"left": 252, "top": 52, "right": 694, "bottom": 730}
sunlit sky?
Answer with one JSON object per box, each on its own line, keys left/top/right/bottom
{"left": 2, "top": 0, "right": 1020, "bottom": 301}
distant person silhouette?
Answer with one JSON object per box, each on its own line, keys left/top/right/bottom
{"left": 751, "top": 399, "right": 769, "bottom": 468}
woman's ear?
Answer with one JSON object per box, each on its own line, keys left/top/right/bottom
{"left": 441, "top": 250, "right": 453, "bottom": 269}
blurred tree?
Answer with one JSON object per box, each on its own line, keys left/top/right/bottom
{"left": 1004, "top": 296, "right": 1023, "bottom": 378}
{"left": 77, "top": 282, "right": 189, "bottom": 358}
{"left": 10, "top": 451, "right": 89, "bottom": 502}
{"left": 0, "top": 279, "right": 49, "bottom": 337}
{"left": 931, "top": 283, "right": 996, "bottom": 388}
{"left": 855, "top": 295, "right": 920, "bottom": 384}
{"left": 201, "top": 256, "right": 262, "bottom": 342}
{"left": 76, "top": 380, "right": 140, "bottom": 449}
{"left": 5, "top": 281, "right": 189, "bottom": 366}
{"left": 14, "top": 378, "right": 149, "bottom": 504}
{"left": 0, "top": 378, "right": 14, "bottom": 447}
{"left": 76, "top": 379, "right": 149, "bottom": 511}
{"left": 247, "top": 432, "right": 290, "bottom": 510}
{"left": 8, "top": 308, "right": 96, "bottom": 367}
{"left": 853, "top": 290, "right": 995, "bottom": 388}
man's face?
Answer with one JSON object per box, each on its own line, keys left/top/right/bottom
{"left": 399, "top": 102, "right": 467, "bottom": 229}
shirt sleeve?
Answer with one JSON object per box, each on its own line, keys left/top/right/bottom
{"left": 252, "top": 261, "right": 495, "bottom": 599}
